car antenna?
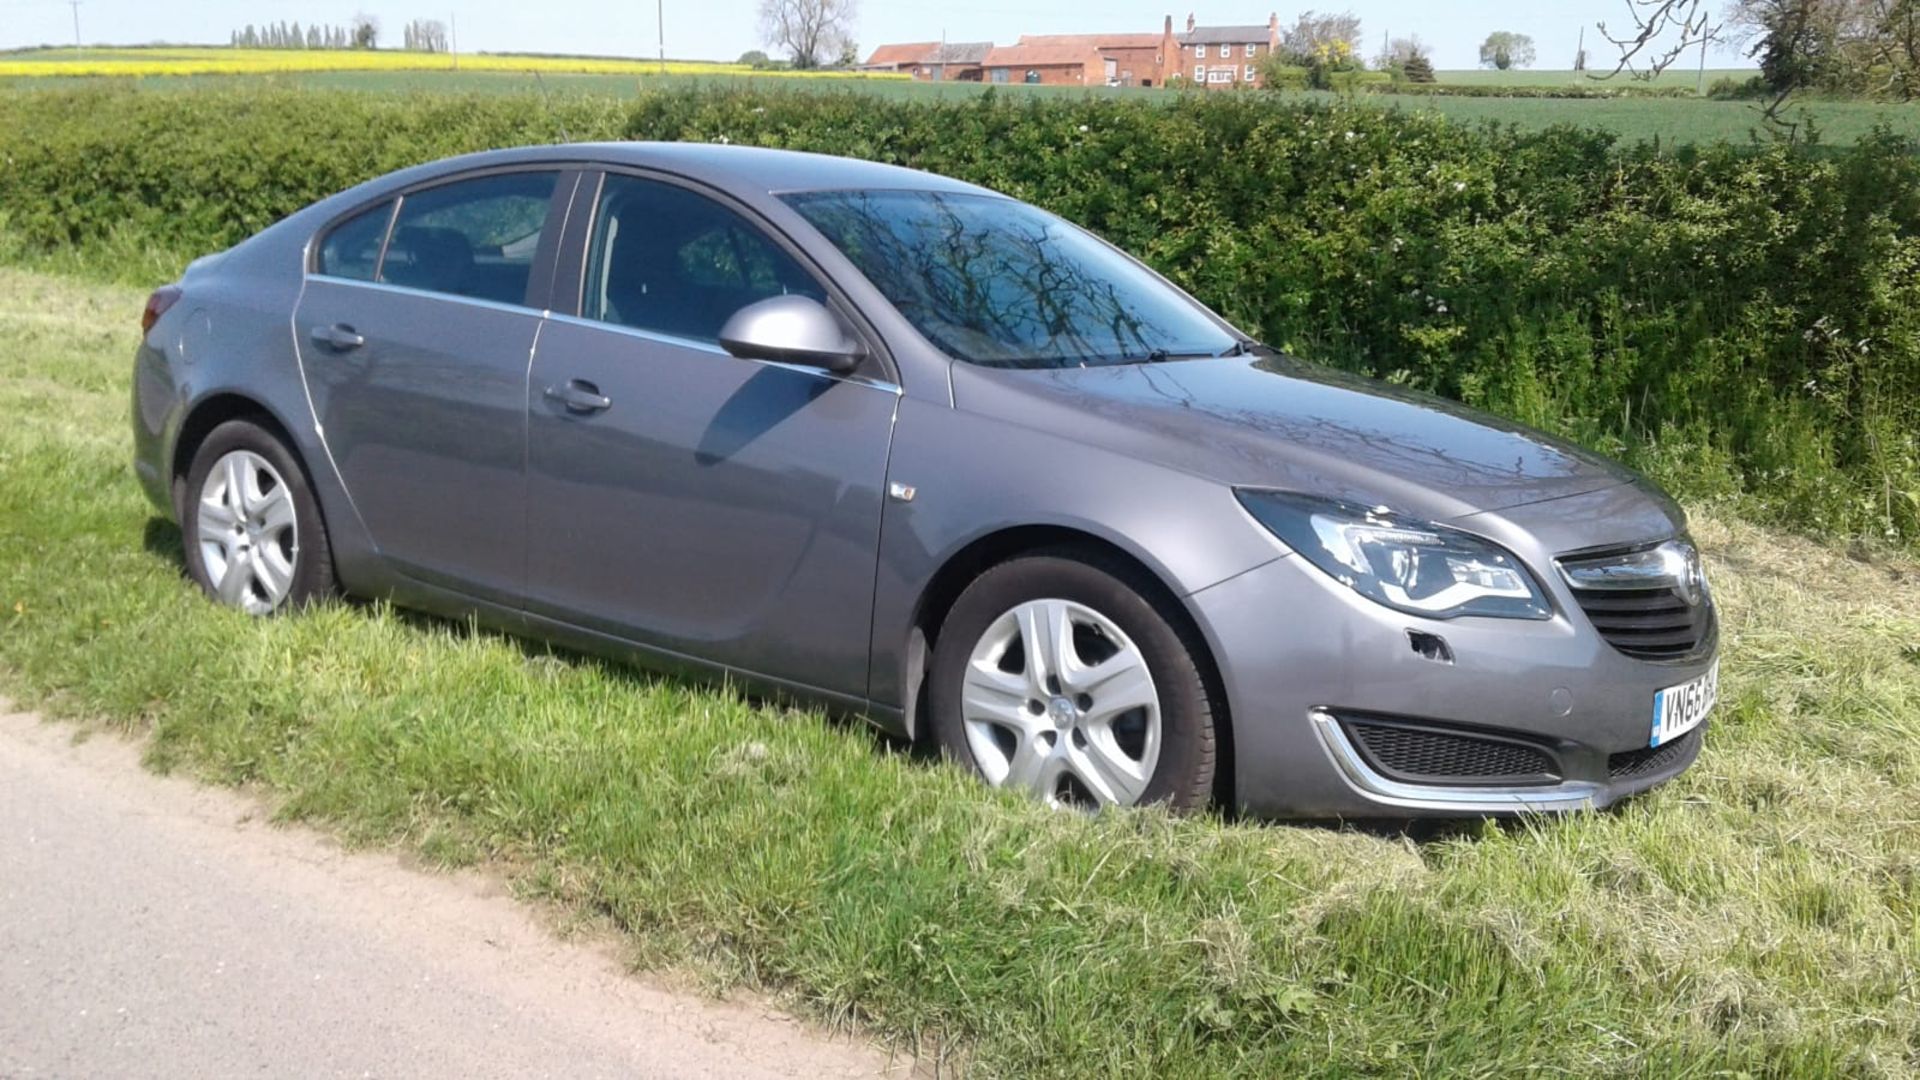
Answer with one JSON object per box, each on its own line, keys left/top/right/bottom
{"left": 531, "top": 71, "right": 574, "bottom": 144}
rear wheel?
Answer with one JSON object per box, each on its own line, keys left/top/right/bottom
{"left": 182, "top": 420, "right": 335, "bottom": 615}
{"left": 928, "top": 554, "right": 1216, "bottom": 811}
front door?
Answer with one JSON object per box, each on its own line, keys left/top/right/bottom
{"left": 295, "top": 169, "right": 569, "bottom": 603}
{"left": 524, "top": 172, "right": 896, "bottom": 699}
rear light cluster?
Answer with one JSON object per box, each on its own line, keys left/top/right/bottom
{"left": 141, "top": 284, "right": 183, "bottom": 337}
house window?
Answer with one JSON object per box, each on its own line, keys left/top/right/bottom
{"left": 991, "top": 67, "right": 1009, "bottom": 83}
{"left": 1218, "top": 43, "right": 1230, "bottom": 58}
{"left": 1244, "top": 64, "right": 1256, "bottom": 81}
{"left": 1245, "top": 43, "right": 1256, "bottom": 58}
{"left": 1193, "top": 65, "right": 1204, "bottom": 81}
{"left": 1193, "top": 44, "right": 1204, "bottom": 58}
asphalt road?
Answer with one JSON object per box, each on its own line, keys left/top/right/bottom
{"left": 0, "top": 707, "right": 904, "bottom": 1079}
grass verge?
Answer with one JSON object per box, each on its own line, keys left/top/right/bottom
{"left": 2, "top": 266, "right": 1917, "bottom": 1076}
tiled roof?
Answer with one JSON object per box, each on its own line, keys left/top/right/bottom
{"left": 926, "top": 41, "right": 993, "bottom": 64}
{"left": 1180, "top": 25, "right": 1270, "bottom": 45}
{"left": 864, "top": 42, "right": 938, "bottom": 67}
{"left": 981, "top": 42, "right": 1097, "bottom": 68}
{"left": 1017, "top": 32, "right": 1163, "bottom": 50}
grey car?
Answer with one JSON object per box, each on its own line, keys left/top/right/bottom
{"left": 132, "top": 143, "right": 1719, "bottom": 818}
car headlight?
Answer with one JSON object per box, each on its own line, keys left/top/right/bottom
{"left": 1234, "top": 490, "right": 1551, "bottom": 620}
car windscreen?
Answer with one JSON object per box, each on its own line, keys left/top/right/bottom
{"left": 781, "top": 189, "right": 1238, "bottom": 369}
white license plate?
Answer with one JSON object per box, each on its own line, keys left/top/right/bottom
{"left": 1649, "top": 660, "right": 1718, "bottom": 748}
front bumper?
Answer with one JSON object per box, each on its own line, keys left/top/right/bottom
{"left": 1190, "top": 537, "right": 1716, "bottom": 820}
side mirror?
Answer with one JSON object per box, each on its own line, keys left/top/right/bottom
{"left": 718, "top": 295, "right": 863, "bottom": 375}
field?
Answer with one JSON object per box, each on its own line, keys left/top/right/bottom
{"left": 0, "top": 45, "right": 905, "bottom": 81}
{"left": 5, "top": 47, "right": 1918, "bottom": 144}
{"left": 1, "top": 266, "right": 1917, "bottom": 1075}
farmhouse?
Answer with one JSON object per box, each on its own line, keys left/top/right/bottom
{"left": 1179, "top": 14, "right": 1281, "bottom": 88}
{"left": 867, "top": 12, "right": 1279, "bottom": 89}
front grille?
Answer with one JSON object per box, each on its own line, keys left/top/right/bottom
{"left": 1343, "top": 719, "right": 1561, "bottom": 786}
{"left": 1568, "top": 584, "right": 1713, "bottom": 660}
{"left": 1608, "top": 728, "right": 1700, "bottom": 780}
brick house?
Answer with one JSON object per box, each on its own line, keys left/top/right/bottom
{"left": 980, "top": 41, "right": 1105, "bottom": 85}
{"left": 1177, "top": 13, "right": 1280, "bottom": 89}
{"left": 1012, "top": 32, "right": 1170, "bottom": 87}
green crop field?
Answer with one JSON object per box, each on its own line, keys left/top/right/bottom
{"left": 4, "top": 48, "right": 1917, "bottom": 144}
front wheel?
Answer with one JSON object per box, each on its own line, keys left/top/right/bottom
{"left": 181, "top": 420, "right": 336, "bottom": 615}
{"left": 927, "top": 554, "right": 1217, "bottom": 811}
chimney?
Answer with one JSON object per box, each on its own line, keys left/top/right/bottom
{"left": 1186, "top": 13, "right": 1196, "bottom": 34}
{"left": 1268, "top": 12, "right": 1279, "bottom": 48}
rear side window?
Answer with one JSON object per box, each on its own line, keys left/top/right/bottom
{"left": 316, "top": 201, "right": 392, "bottom": 282}
{"left": 379, "top": 171, "right": 559, "bottom": 306}
{"left": 582, "top": 174, "right": 823, "bottom": 344}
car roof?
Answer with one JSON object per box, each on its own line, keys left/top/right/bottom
{"left": 406, "top": 141, "right": 997, "bottom": 200}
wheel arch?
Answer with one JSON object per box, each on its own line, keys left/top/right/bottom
{"left": 169, "top": 392, "right": 307, "bottom": 518}
{"left": 902, "top": 523, "right": 1237, "bottom": 807}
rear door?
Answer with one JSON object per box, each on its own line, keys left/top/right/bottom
{"left": 522, "top": 170, "right": 898, "bottom": 699}
{"left": 295, "top": 168, "right": 576, "bottom": 604}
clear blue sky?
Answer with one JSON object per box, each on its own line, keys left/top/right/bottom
{"left": 0, "top": 0, "right": 1752, "bottom": 70}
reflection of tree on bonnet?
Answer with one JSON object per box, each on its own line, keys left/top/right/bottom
{"left": 785, "top": 190, "right": 1242, "bottom": 369}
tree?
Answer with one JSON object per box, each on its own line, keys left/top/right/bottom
{"left": 351, "top": 12, "right": 379, "bottom": 49}
{"left": 1277, "top": 10, "right": 1363, "bottom": 68}
{"left": 1375, "top": 34, "right": 1430, "bottom": 72}
{"left": 1479, "top": 31, "right": 1536, "bottom": 69}
{"left": 758, "top": 0, "right": 857, "bottom": 69}
{"left": 738, "top": 49, "right": 770, "bottom": 66}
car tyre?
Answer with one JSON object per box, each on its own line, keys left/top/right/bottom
{"left": 182, "top": 419, "right": 336, "bottom": 615}
{"left": 929, "top": 552, "right": 1217, "bottom": 811}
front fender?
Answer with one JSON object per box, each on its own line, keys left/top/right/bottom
{"left": 866, "top": 395, "right": 1284, "bottom": 714}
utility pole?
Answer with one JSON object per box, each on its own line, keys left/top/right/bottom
{"left": 450, "top": 11, "right": 458, "bottom": 69}
{"left": 67, "top": 0, "right": 82, "bottom": 55}
{"left": 657, "top": 0, "right": 666, "bottom": 73}
{"left": 1575, "top": 24, "right": 1585, "bottom": 72}
{"left": 1696, "top": 30, "right": 1708, "bottom": 94}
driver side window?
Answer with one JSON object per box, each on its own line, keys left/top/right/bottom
{"left": 582, "top": 174, "right": 824, "bottom": 344}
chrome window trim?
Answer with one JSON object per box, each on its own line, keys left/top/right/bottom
{"left": 305, "top": 273, "right": 548, "bottom": 319}
{"left": 1310, "top": 709, "right": 1604, "bottom": 813}
{"left": 542, "top": 311, "right": 902, "bottom": 395}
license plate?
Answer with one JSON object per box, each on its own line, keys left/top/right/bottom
{"left": 1649, "top": 660, "right": 1718, "bottom": 748}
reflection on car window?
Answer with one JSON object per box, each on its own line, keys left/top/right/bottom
{"left": 316, "top": 201, "right": 392, "bottom": 282}
{"left": 584, "top": 175, "right": 824, "bottom": 344}
{"left": 378, "top": 171, "right": 557, "bottom": 306}
{"left": 783, "top": 189, "right": 1237, "bottom": 369}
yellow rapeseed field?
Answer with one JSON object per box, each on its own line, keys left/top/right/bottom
{"left": 0, "top": 47, "right": 907, "bottom": 80}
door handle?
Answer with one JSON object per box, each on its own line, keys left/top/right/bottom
{"left": 544, "top": 379, "right": 612, "bottom": 414}
{"left": 309, "top": 323, "right": 365, "bottom": 351}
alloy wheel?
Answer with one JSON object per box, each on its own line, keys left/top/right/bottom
{"left": 960, "top": 598, "right": 1162, "bottom": 808}
{"left": 196, "top": 449, "right": 300, "bottom": 615}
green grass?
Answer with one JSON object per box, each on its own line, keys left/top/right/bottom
{"left": 2, "top": 266, "right": 1918, "bottom": 1075}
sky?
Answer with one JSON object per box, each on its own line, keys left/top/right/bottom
{"left": 0, "top": 0, "right": 1753, "bottom": 70}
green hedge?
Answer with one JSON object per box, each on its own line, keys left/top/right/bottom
{"left": 2, "top": 84, "right": 1916, "bottom": 543}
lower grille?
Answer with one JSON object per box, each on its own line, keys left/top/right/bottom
{"left": 1343, "top": 719, "right": 1561, "bottom": 787}
{"left": 1608, "top": 728, "right": 1701, "bottom": 780}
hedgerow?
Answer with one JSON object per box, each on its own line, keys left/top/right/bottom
{"left": 1, "top": 84, "right": 1915, "bottom": 543}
